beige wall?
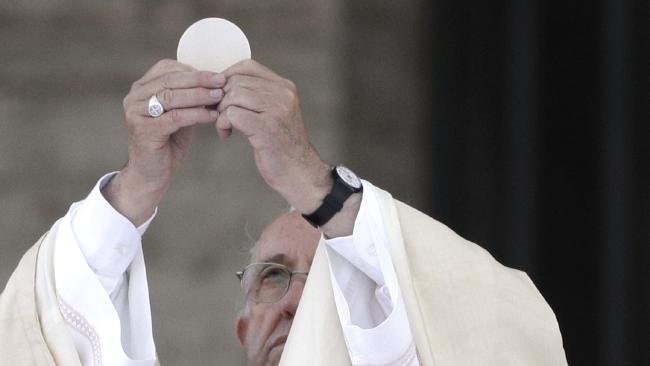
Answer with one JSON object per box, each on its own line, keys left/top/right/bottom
{"left": 0, "top": 1, "right": 425, "bottom": 364}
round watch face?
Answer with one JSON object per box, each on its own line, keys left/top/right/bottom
{"left": 336, "top": 165, "right": 362, "bottom": 189}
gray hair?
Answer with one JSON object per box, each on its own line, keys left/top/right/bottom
{"left": 237, "top": 204, "right": 295, "bottom": 314}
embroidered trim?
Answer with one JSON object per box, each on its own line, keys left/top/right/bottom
{"left": 58, "top": 297, "right": 102, "bottom": 366}
{"left": 354, "top": 341, "right": 418, "bottom": 366}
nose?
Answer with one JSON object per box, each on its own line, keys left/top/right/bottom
{"left": 280, "top": 276, "right": 306, "bottom": 317}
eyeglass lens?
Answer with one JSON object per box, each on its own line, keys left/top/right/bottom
{"left": 243, "top": 264, "right": 291, "bottom": 303}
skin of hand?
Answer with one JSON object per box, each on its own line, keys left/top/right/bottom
{"left": 102, "top": 59, "right": 226, "bottom": 226}
{"left": 217, "top": 59, "right": 361, "bottom": 237}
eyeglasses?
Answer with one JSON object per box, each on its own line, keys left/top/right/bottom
{"left": 236, "top": 262, "right": 309, "bottom": 303}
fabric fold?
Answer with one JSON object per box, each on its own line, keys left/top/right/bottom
{"left": 280, "top": 185, "right": 567, "bottom": 366}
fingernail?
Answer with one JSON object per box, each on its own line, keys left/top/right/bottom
{"left": 210, "top": 110, "right": 219, "bottom": 119}
{"left": 212, "top": 73, "right": 225, "bottom": 84}
{"left": 209, "top": 89, "right": 223, "bottom": 98}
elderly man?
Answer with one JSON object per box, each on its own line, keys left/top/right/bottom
{"left": 1, "top": 58, "right": 567, "bottom": 366}
{"left": 235, "top": 190, "right": 570, "bottom": 365}
{"left": 225, "top": 59, "right": 567, "bottom": 366}
{"left": 235, "top": 211, "right": 320, "bottom": 365}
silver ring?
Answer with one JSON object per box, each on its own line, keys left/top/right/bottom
{"left": 148, "top": 95, "right": 165, "bottom": 118}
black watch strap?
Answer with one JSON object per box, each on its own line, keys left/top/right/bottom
{"left": 302, "top": 167, "right": 362, "bottom": 228}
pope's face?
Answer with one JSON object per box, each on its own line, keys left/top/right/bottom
{"left": 236, "top": 211, "right": 320, "bottom": 366}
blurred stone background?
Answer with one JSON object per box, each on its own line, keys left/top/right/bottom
{"left": 0, "top": 1, "right": 425, "bottom": 364}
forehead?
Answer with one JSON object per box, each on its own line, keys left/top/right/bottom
{"left": 253, "top": 212, "right": 320, "bottom": 268}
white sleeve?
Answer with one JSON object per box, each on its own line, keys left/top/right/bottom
{"left": 70, "top": 172, "right": 155, "bottom": 296}
{"left": 53, "top": 172, "right": 157, "bottom": 365}
{"left": 324, "top": 180, "right": 419, "bottom": 366}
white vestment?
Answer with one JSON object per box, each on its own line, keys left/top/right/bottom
{"left": 0, "top": 174, "right": 418, "bottom": 365}
{"left": 280, "top": 184, "right": 568, "bottom": 366}
{"left": 0, "top": 175, "right": 566, "bottom": 365}
{"left": 66, "top": 174, "right": 417, "bottom": 365}
{"left": 0, "top": 221, "right": 160, "bottom": 366}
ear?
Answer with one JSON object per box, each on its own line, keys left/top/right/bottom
{"left": 236, "top": 313, "right": 248, "bottom": 348}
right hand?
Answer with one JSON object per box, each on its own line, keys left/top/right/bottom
{"left": 103, "top": 59, "right": 226, "bottom": 225}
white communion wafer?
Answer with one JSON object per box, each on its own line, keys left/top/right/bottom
{"left": 177, "top": 18, "right": 251, "bottom": 73}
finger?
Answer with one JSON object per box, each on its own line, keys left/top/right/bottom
{"left": 214, "top": 111, "right": 232, "bottom": 139}
{"left": 132, "top": 71, "right": 226, "bottom": 101}
{"left": 139, "top": 59, "right": 194, "bottom": 85}
{"left": 217, "top": 106, "right": 261, "bottom": 138}
{"left": 217, "top": 86, "right": 269, "bottom": 114}
{"left": 156, "top": 107, "right": 220, "bottom": 135}
{"left": 222, "top": 59, "right": 283, "bottom": 82}
{"left": 134, "top": 88, "right": 223, "bottom": 113}
{"left": 130, "top": 60, "right": 194, "bottom": 95}
{"left": 223, "top": 74, "right": 279, "bottom": 93}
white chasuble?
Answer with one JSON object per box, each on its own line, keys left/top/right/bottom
{"left": 323, "top": 181, "right": 419, "bottom": 365}
{"left": 280, "top": 185, "right": 568, "bottom": 366}
{"left": 0, "top": 223, "right": 86, "bottom": 366}
{"left": 0, "top": 219, "right": 160, "bottom": 366}
{"left": 0, "top": 234, "right": 60, "bottom": 365}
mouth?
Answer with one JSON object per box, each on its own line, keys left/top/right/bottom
{"left": 269, "top": 334, "right": 288, "bottom": 351}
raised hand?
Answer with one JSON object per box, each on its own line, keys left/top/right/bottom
{"left": 215, "top": 60, "right": 332, "bottom": 215}
{"left": 103, "top": 59, "right": 225, "bottom": 225}
{"left": 216, "top": 60, "right": 360, "bottom": 237}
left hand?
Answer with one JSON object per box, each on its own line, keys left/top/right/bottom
{"left": 216, "top": 59, "right": 332, "bottom": 214}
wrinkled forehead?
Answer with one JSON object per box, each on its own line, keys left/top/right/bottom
{"left": 252, "top": 212, "right": 321, "bottom": 269}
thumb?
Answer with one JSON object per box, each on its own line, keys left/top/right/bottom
{"left": 217, "top": 106, "right": 261, "bottom": 138}
{"left": 215, "top": 112, "right": 233, "bottom": 139}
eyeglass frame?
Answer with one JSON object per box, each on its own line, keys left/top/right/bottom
{"left": 236, "top": 262, "right": 309, "bottom": 303}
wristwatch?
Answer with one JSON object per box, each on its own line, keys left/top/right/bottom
{"left": 302, "top": 165, "right": 363, "bottom": 228}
